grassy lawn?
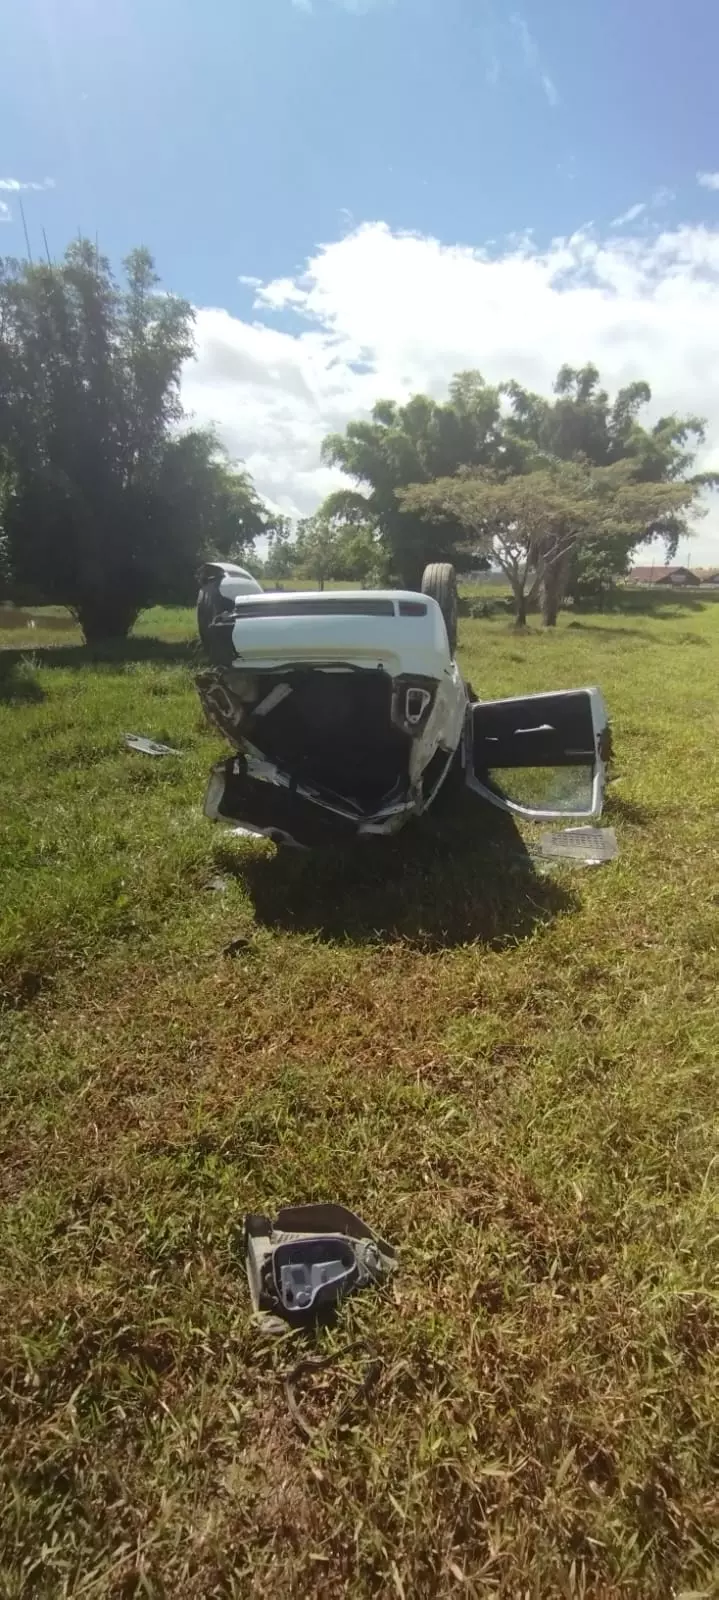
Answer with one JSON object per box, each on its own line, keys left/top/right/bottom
{"left": 1, "top": 596, "right": 717, "bottom": 1597}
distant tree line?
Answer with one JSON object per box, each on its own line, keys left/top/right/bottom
{"left": 1, "top": 239, "right": 715, "bottom": 638}
{"left": 319, "top": 367, "right": 716, "bottom": 625}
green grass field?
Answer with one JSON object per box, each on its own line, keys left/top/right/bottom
{"left": 1, "top": 596, "right": 717, "bottom": 1597}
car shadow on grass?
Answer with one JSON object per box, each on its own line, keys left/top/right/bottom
{"left": 228, "top": 796, "right": 579, "bottom": 951}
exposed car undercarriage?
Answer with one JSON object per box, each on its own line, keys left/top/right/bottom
{"left": 198, "top": 661, "right": 463, "bottom": 845}
{"left": 195, "top": 566, "right": 610, "bottom": 849}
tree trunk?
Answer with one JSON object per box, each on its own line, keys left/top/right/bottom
{"left": 514, "top": 590, "right": 528, "bottom": 627}
{"left": 75, "top": 595, "right": 140, "bottom": 644}
{"left": 541, "top": 545, "right": 572, "bottom": 627}
{"left": 542, "top": 583, "right": 560, "bottom": 628}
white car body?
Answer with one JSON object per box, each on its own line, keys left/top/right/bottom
{"left": 196, "top": 586, "right": 611, "bottom": 848}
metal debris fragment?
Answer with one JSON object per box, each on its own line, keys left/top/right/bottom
{"left": 124, "top": 734, "right": 181, "bottom": 757}
{"left": 537, "top": 826, "right": 619, "bottom": 865}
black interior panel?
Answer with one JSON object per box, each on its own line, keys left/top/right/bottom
{"left": 472, "top": 692, "right": 596, "bottom": 773}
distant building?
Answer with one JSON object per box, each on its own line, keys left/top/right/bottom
{"left": 627, "top": 565, "right": 698, "bottom": 586}
{"left": 694, "top": 568, "right": 719, "bottom": 585}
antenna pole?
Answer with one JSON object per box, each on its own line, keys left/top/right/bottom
{"left": 19, "top": 196, "right": 33, "bottom": 263}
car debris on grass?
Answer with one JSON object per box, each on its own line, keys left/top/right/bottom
{"left": 124, "top": 733, "right": 182, "bottom": 757}
{"left": 244, "top": 1203, "right": 398, "bottom": 1332}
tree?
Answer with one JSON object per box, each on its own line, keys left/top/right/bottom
{"left": 294, "top": 496, "right": 389, "bottom": 587}
{"left": 568, "top": 533, "right": 634, "bottom": 610}
{"left": 0, "top": 243, "right": 274, "bottom": 639}
{"left": 154, "top": 428, "right": 275, "bottom": 600}
{"left": 322, "top": 373, "right": 527, "bottom": 588}
{"left": 336, "top": 523, "right": 389, "bottom": 584}
{"left": 323, "top": 364, "right": 712, "bottom": 610}
{"left": 263, "top": 517, "right": 297, "bottom": 581}
{"left": 399, "top": 462, "right": 699, "bottom": 628}
{"left": 293, "top": 515, "right": 343, "bottom": 590}
{"left": 503, "top": 365, "right": 714, "bottom": 619}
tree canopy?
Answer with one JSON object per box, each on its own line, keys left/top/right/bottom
{"left": 321, "top": 373, "right": 528, "bottom": 588}
{"left": 322, "top": 364, "right": 712, "bottom": 620}
{"left": 400, "top": 461, "right": 698, "bottom": 626}
{"left": 1, "top": 244, "right": 713, "bottom": 638}
{"left": 0, "top": 242, "right": 275, "bottom": 639}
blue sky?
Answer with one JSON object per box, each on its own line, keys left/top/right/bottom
{"left": 3, "top": 0, "right": 719, "bottom": 560}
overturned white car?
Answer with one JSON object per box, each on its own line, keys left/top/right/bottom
{"left": 196, "top": 562, "right": 611, "bottom": 848}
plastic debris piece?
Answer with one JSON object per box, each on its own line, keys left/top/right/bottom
{"left": 244, "top": 1204, "right": 398, "bottom": 1331}
{"left": 229, "top": 824, "right": 308, "bottom": 849}
{"left": 538, "top": 826, "right": 619, "bottom": 865}
{"left": 124, "top": 734, "right": 181, "bottom": 757}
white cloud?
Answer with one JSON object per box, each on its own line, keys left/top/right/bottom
{"left": 0, "top": 177, "right": 55, "bottom": 192}
{"left": 611, "top": 191, "right": 673, "bottom": 229}
{"left": 182, "top": 219, "right": 719, "bottom": 560}
{"left": 485, "top": 52, "right": 500, "bottom": 87}
{"left": 510, "top": 12, "right": 559, "bottom": 106}
{"left": 611, "top": 202, "right": 647, "bottom": 227}
{"left": 697, "top": 171, "right": 719, "bottom": 191}
{"left": 0, "top": 201, "right": 11, "bottom": 224}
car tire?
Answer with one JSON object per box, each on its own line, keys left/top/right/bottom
{"left": 197, "top": 576, "right": 225, "bottom": 650}
{"left": 421, "top": 562, "right": 458, "bottom": 653}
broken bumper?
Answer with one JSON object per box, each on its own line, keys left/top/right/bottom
{"left": 204, "top": 757, "right": 421, "bottom": 848}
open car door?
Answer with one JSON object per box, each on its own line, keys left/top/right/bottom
{"left": 467, "top": 687, "right": 610, "bottom": 820}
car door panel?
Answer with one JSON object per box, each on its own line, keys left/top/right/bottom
{"left": 467, "top": 687, "right": 609, "bottom": 820}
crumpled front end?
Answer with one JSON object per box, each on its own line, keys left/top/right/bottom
{"left": 197, "top": 659, "right": 466, "bottom": 847}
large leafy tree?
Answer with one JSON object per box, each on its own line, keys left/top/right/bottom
{"left": 261, "top": 518, "right": 297, "bottom": 582}
{"left": 321, "top": 372, "right": 527, "bottom": 587}
{"left": 297, "top": 513, "right": 387, "bottom": 589}
{"left": 324, "top": 363, "right": 713, "bottom": 618}
{"left": 0, "top": 242, "right": 273, "bottom": 639}
{"left": 503, "top": 364, "right": 713, "bottom": 619}
{"left": 400, "top": 462, "right": 699, "bottom": 627}
{"left": 153, "top": 428, "right": 274, "bottom": 602}
{"left": 292, "top": 516, "right": 341, "bottom": 591}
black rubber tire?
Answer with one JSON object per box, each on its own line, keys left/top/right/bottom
{"left": 197, "top": 577, "right": 225, "bottom": 650}
{"left": 421, "top": 562, "right": 458, "bottom": 654}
